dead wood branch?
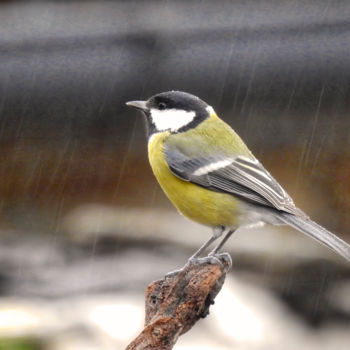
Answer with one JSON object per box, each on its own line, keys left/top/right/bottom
{"left": 126, "top": 254, "right": 231, "bottom": 350}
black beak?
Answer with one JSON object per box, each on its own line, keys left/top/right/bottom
{"left": 126, "top": 100, "right": 148, "bottom": 112}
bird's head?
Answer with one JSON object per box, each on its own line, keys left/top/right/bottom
{"left": 126, "top": 91, "right": 214, "bottom": 135}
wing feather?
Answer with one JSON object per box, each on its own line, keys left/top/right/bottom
{"left": 164, "top": 144, "right": 304, "bottom": 216}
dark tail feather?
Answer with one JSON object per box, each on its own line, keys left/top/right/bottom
{"left": 277, "top": 212, "right": 350, "bottom": 262}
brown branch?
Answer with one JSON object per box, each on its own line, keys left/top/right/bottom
{"left": 126, "top": 253, "right": 231, "bottom": 350}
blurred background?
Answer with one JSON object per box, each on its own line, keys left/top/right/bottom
{"left": 0, "top": 0, "right": 350, "bottom": 349}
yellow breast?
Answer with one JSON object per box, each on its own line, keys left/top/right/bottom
{"left": 148, "top": 132, "right": 242, "bottom": 228}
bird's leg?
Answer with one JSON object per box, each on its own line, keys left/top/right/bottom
{"left": 209, "top": 229, "right": 236, "bottom": 255}
{"left": 188, "top": 226, "right": 226, "bottom": 262}
{"left": 165, "top": 226, "right": 227, "bottom": 278}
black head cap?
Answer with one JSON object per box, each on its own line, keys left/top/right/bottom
{"left": 147, "top": 91, "right": 208, "bottom": 112}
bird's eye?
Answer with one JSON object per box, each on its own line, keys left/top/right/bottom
{"left": 158, "top": 102, "right": 166, "bottom": 110}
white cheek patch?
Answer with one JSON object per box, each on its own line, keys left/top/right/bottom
{"left": 150, "top": 109, "right": 196, "bottom": 132}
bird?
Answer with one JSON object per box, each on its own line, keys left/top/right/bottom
{"left": 126, "top": 91, "right": 350, "bottom": 262}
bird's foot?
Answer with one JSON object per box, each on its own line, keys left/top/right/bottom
{"left": 165, "top": 252, "right": 232, "bottom": 279}
{"left": 188, "top": 254, "right": 223, "bottom": 267}
{"left": 190, "top": 252, "right": 232, "bottom": 271}
{"left": 208, "top": 252, "right": 232, "bottom": 271}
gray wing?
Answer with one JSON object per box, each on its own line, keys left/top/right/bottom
{"left": 164, "top": 146, "right": 303, "bottom": 216}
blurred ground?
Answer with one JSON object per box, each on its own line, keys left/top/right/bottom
{"left": 0, "top": 0, "right": 350, "bottom": 349}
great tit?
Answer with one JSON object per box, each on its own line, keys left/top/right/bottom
{"left": 126, "top": 91, "right": 350, "bottom": 262}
